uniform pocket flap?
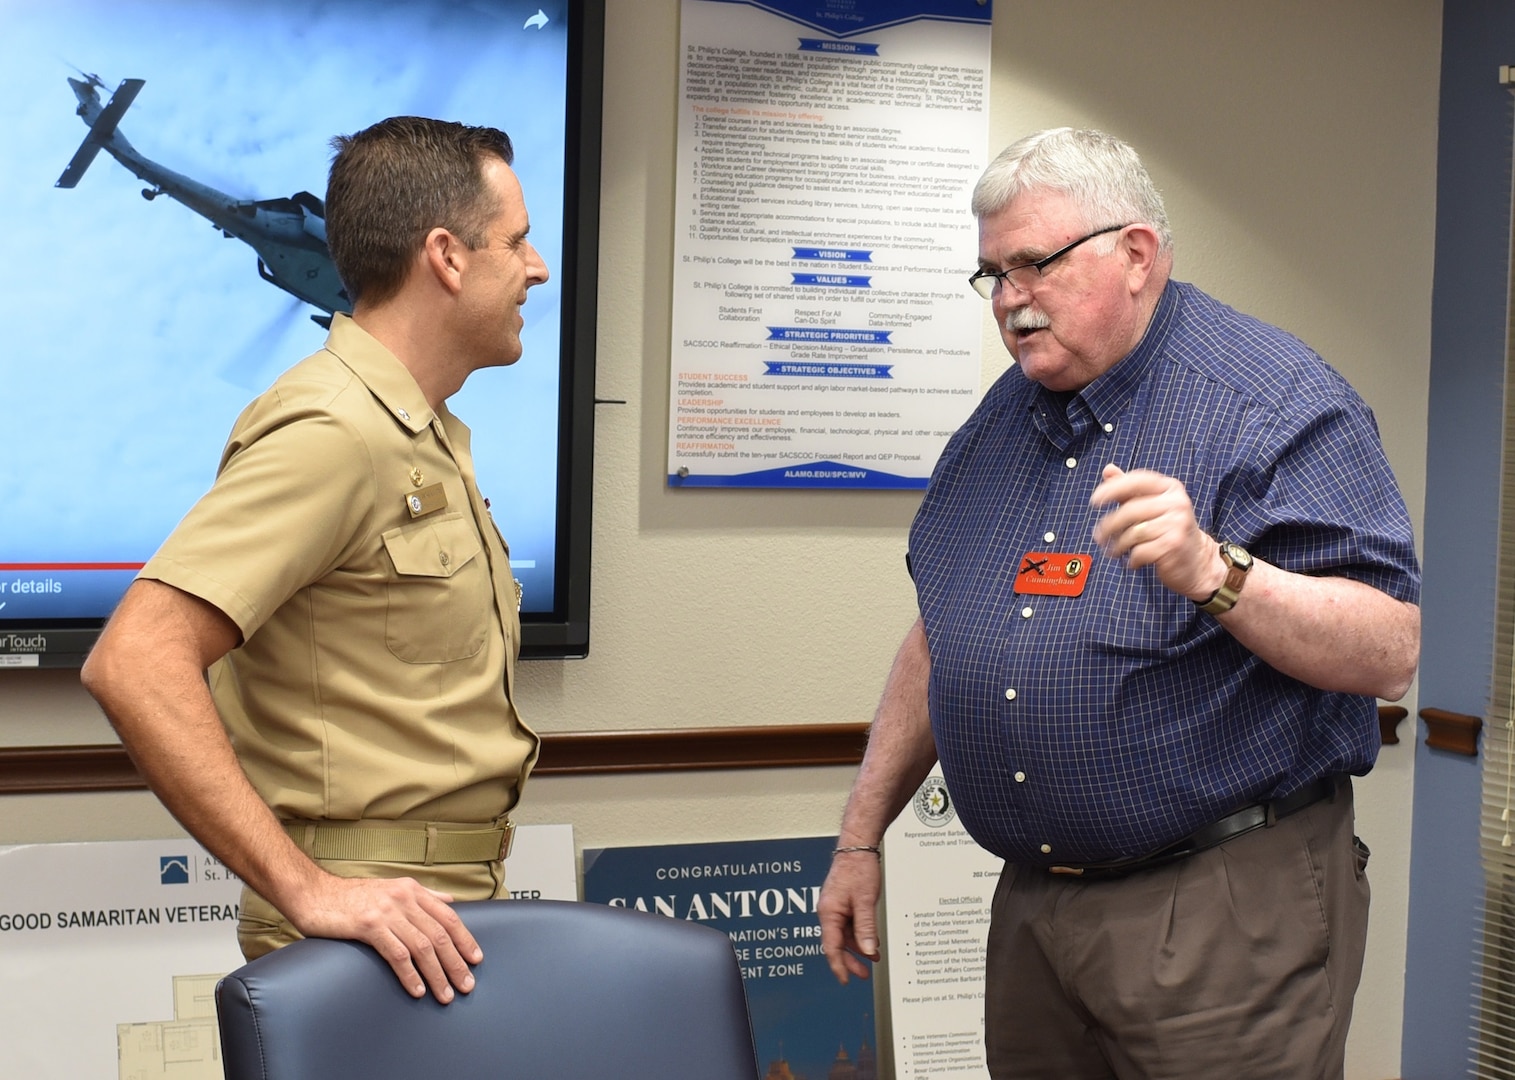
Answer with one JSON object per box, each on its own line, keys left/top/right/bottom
{"left": 382, "top": 514, "right": 482, "bottom": 579}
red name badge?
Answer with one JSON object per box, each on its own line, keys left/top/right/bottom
{"left": 1013, "top": 552, "right": 1091, "bottom": 597}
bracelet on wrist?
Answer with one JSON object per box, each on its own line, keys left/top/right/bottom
{"left": 832, "top": 844, "right": 881, "bottom": 857}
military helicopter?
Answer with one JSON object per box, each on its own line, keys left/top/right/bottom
{"left": 56, "top": 72, "right": 350, "bottom": 327}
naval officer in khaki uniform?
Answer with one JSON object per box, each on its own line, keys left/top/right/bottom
{"left": 82, "top": 116, "right": 547, "bottom": 1004}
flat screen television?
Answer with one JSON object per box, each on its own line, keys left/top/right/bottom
{"left": 0, "top": 0, "right": 602, "bottom": 666}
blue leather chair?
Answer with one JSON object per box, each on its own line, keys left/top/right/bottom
{"left": 215, "top": 898, "right": 760, "bottom": 1079}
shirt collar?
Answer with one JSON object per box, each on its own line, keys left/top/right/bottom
{"left": 1074, "top": 279, "right": 1180, "bottom": 426}
{"left": 322, "top": 313, "right": 436, "bottom": 434}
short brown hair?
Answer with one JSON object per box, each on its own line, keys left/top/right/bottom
{"left": 325, "top": 116, "right": 514, "bottom": 307}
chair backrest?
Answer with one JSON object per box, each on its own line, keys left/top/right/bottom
{"left": 215, "top": 898, "right": 760, "bottom": 1080}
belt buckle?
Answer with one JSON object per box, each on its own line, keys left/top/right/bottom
{"left": 498, "top": 820, "right": 516, "bottom": 861}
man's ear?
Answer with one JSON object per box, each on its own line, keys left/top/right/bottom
{"left": 422, "top": 226, "right": 468, "bottom": 296}
{"left": 1120, "top": 224, "right": 1162, "bottom": 295}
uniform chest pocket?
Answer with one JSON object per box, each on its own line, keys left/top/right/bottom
{"left": 380, "top": 513, "right": 491, "bottom": 663}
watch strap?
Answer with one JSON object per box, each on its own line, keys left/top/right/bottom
{"left": 1197, "top": 543, "right": 1250, "bottom": 615}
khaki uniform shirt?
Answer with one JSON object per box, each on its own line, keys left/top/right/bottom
{"left": 142, "top": 314, "right": 538, "bottom": 826}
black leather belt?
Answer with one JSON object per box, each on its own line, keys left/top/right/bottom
{"left": 1047, "top": 776, "right": 1341, "bottom": 881}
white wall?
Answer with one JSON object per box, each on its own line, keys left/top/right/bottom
{"left": 0, "top": 3, "right": 1441, "bottom": 1076}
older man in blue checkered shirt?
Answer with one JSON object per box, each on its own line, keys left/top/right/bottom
{"left": 818, "top": 129, "right": 1421, "bottom": 1080}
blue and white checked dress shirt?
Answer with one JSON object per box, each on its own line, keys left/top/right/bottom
{"left": 909, "top": 281, "right": 1421, "bottom": 866}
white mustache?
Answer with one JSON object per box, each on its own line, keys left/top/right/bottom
{"left": 1005, "top": 308, "right": 1051, "bottom": 332}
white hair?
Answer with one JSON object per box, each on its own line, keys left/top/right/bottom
{"left": 971, "top": 128, "right": 1173, "bottom": 252}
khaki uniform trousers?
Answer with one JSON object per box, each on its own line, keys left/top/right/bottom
{"left": 984, "top": 782, "right": 1368, "bottom": 1080}
{"left": 236, "top": 857, "right": 507, "bottom": 961}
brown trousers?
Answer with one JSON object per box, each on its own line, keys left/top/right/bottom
{"left": 235, "top": 858, "right": 507, "bottom": 960}
{"left": 984, "top": 782, "right": 1369, "bottom": 1080}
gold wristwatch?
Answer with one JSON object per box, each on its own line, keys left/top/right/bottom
{"left": 1196, "top": 541, "right": 1252, "bottom": 615}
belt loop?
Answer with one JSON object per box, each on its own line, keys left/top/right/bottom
{"left": 301, "top": 823, "right": 317, "bottom": 856}
{"left": 1265, "top": 800, "right": 1278, "bottom": 827}
{"left": 424, "top": 823, "right": 439, "bottom": 867}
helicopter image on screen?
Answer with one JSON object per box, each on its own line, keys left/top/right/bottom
{"left": 56, "top": 73, "right": 350, "bottom": 327}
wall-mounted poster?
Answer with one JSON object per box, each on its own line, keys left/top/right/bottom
{"left": 882, "top": 774, "right": 1002, "bottom": 1079}
{"left": 666, "top": 0, "right": 993, "bottom": 489}
{"left": 0, "top": 827, "right": 576, "bottom": 1078}
{"left": 584, "top": 835, "right": 878, "bottom": 1079}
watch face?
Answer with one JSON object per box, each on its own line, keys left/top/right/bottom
{"left": 1221, "top": 542, "right": 1252, "bottom": 569}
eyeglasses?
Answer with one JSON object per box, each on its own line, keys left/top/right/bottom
{"left": 967, "top": 223, "right": 1131, "bottom": 299}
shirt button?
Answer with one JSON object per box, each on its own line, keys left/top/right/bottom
{"left": 1103, "top": 422, "right": 1114, "bottom": 433}
{"left": 1020, "top": 606, "right": 1033, "bottom": 619}
{"left": 1043, "top": 531, "right": 1056, "bottom": 543}
{"left": 1040, "top": 843, "right": 1052, "bottom": 854}
{"left": 1065, "top": 457, "right": 1077, "bottom": 469}
{"left": 439, "top": 551, "right": 451, "bottom": 567}
{"left": 1004, "top": 688, "right": 1017, "bottom": 701}
{"left": 1014, "top": 771, "right": 1027, "bottom": 783}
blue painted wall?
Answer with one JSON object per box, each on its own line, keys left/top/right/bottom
{"left": 1403, "top": 2, "right": 1514, "bottom": 1075}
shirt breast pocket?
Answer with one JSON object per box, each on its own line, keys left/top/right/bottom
{"left": 1081, "top": 572, "right": 1203, "bottom": 658}
{"left": 380, "top": 513, "right": 491, "bottom": 663}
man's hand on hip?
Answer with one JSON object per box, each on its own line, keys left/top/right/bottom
{"left": 286, "top": 874, "right": 484, "bottom": 1003}
{"left": 1089, "top": 463, "right": 1224, "bottom": 601}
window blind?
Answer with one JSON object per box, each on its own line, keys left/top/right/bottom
{"left": 1471, "top": 75, "right": 1515, "bottom": 1080}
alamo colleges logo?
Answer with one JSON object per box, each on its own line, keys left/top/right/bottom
{"left": 912, "top": 776, "right": 954, "bottom": 827}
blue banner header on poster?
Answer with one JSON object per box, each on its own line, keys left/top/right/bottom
{"left": 700, "top": 0, "right": 993, "bottom": 37}
{"left": 670, "top": 461, "right": 927, "bottom": 488}
{"left": 791, "top": 247, "right": 873, "bottom": 262}
{"left": 798, "top": 38, "right": 879, "bottom": 55}
{"left": 766, "top": 328, "right": 892, "bottom": 345}
{"left": 763, "top": 362, "right": 893, "bottom": 378}
{"left": 792, "top": 273, "right": 871, "bottom": 288}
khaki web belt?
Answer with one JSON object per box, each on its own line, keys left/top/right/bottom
{"left": 282, "top": 818, "right": 515, "bottom": 865}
